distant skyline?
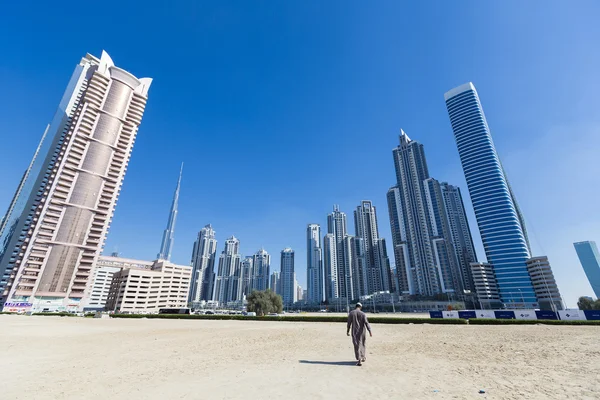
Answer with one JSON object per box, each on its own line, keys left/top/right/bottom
{"left": 1, "top": 2, "right": 599, "bottom": 305}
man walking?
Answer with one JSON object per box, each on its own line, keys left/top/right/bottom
{"left": 346, "top": 302, "right": 372, "bottom": 366}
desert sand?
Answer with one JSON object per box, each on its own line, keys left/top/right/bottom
{"left": 1, "top": 315, "right": 599, "bottom": 400}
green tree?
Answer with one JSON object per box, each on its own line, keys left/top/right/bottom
{"left": 577, "top": 297, "right": 600, "bottom": 310}
{"left": 247, "top": 290, "right": 283, "bottom": 316}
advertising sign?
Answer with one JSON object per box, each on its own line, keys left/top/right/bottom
{"left": 494, "top": 310, "right": 516, "bottom": 319}
{"left": 458, "top": 310, "right": 477, "bottom": 319}
{"left": 515, "top": 309, "right": 537, "bottom": 320}
{"left": 442, "top": 311, "right": 459, "bottom": 319}
{"left": 535, "top": 310, "right": 558, "bottom": 320}
{"left": 2, "top": 302, "right": 33, "bottom": 313}
{"left": 475, "top": 310, "right": 496, "bottom": 319}
{"left": 583, "top": 310, "right": 600, "bottom": 320}
{"left": 429, "top": 311, "right": 443, "bottom": 319}
{"left": 558, "top": 310, "right": 586, "bottom": 321}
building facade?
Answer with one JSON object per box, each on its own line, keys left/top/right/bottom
{"left": 306, "top": 224, "right": 324, "bottom": 304}
{"left": 354, "top": 201, "right": 392, "bottom": 296}
{"left": 105, "top": 260, "right": 191, "bottom": 313}
{"left": 574, "top": 241, "right": 600, "bottom": 298}
{"left": 387, "top": 131, "right": 463, "bottom": 297}
{"left": 440, "top": 182, "right": 478, "bottom": 292}
{"left": 240, "top": 256, "right": 254, "bottom": 298}
{"left": 445, "top": 82, "right": 537, "bottom": 307}
{"left": 270, "top": 271, "right": 281, "bottom": 296}
{"left": 213, "top": 236, "right": 242, "bottom": 305}
{"left": 525, "top": 256, "right": 563, "bottom": 311}
{"left": 280, "top": 248, "right": 295, "bottom": 305}
{"left": 85, "top": 255, "right": 153, "bottom": 311}
{"left": 252, "top": 248, "right": 270, "bottom": 292}
{"left": 157, "top": 164, "right": 183, "bottom": 261}
{"left": 470, "top": 262, "right": 501, "bottom": 309}
{"left": 189, "top": 224, "right": 218, "bottom": 305}
{"left": 0, "top": 51, "right": 151, "bottom": 311}
{"left": 325, "top": 206, "right": 352, "bottom": 301}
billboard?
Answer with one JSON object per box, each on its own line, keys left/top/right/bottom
{"left": 475, "top": 310, "right": 496, "bottom": 319}
{"left": 3, "top": 302, "right": 33, "bottom": 312}
{"left": 558, "top": 310, "right": 586, "bottom": 320}
{"left": 583, "top": 310, "right": 600, "bottom": 320}
{"left": 429, "top": 311, "right": 443, "bottom": 319}
{"left": 442, "top": 311, "right": 459, "bottom": 319}
{"left": 494, "top": 310, "right": 516, "bottom": 319}
{"left": 515, "top": 309, "right": 537, "bottom": 320}
{"left": 535, "top": 310, "right": 558, "bottom": 320}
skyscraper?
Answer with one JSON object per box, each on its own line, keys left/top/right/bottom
{"left": 323, "top": 233, "right": 336, "bottom": 301}
{"left": 445, "top": 82, "right": 537, "bottom": 306}
{"left": 280, "top": 248, "right": 295, "bottom": 306}
{"left": 325, "top": 206, "right": 352, "bottom": 301}
{"left": 440, "top": 182, "right": 478, "bottom": 292}
{"left": 213, "top": 236, "right": 242, "bottom": 305}
{"left": 157, "top": 164, "right": 183, "bottom": 261}
{"left": 0, "top": 51, "right": 151, "bottom": 310}
{"left": 240, "top": 256, "right": 254, "bottom": 298}
{"left": 354, "top": 201, "right": 392, "bottom": 295}
{"left": 306, "top": 224, "right": 324, "bottom": 304}
{"left": 189, "top": 224, "right": 218, "bottom": 304}
{"left": 574, "top": 241, "right": 600, "bottom": 298}
{"left": 387, "top": 131, "right": 462, "bottom": 297}
{"left": 252, "top": 248, "right": 271, "bottom": 292}
{"left": 270, "top": 271, "right": 281, "bottom": 296}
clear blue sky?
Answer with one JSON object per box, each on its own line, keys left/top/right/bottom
{"left": 1, "top": 2, "right": 599, "bottom": 305}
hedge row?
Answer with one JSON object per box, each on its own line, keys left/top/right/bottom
{"left": 108, "top": 314, "right": 600, "bottom": 325}
{"left": 32, "top": 312, "right": 77, "bottom": 317}
{"left": 109, "top": 313, "right": 468, "bottom": 324}
{"left": 469, "top": 318, "right": 600, "bottom": 326}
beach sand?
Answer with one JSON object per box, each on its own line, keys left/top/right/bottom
{"left": 1, "top": 315, "right": 598, "bottom": 399}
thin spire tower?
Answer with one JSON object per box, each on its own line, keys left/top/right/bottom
{"left": 157, "top": 163, "right": 183, "bottom": 261}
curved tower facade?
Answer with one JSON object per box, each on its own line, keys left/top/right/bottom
{"left": 0, "top": 51, "right": 151, "bottom": 311}
{"left": 444, "top": 82, "right": 536, "bottom": 306}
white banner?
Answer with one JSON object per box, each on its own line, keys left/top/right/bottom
{"left": 515, "top": 309, "right": 537, "bottom": 320}
{"left": 442, "top": 311, "right": 459, "bottom": 318}
{"left": 558, "top": 310, "right": 586, "bottom": 321}
{"left": 475, "top": 310, "right": 496, "bottom": 319}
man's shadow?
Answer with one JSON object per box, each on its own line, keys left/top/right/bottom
{"left": 299, "top": 360, "right": 356, "bottom": 366}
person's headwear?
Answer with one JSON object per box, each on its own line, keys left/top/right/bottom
{"left": 356, "top": 302, "right": 362, "bottom": 308}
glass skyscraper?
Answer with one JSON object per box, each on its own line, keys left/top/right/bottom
{"left": 574, "top": 241, "right": 600, "bottom": 298}
{"left": 445, "top": 82, "right": 537, "bottom": 306}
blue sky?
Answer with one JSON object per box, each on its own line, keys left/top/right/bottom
{"left": 1, "top": 2, "right": 599, "bottom": 305}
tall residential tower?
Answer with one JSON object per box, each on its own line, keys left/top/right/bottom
{"left": 306, "top": 224, "right": 324, "bottom": 304}
{"left": 0, "top": 52, "right": 151, "bottom": 311}
{"left": 252, "top": 248, "right": 271, "bottom": 292}
{"left": 189, "top": 224, "right": 218, "bottom": 304}
{"left": 280, "top": 248, "right": 295, "bottom": 306}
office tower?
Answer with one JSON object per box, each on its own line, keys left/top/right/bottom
{"left": 106, "top": 260, "right": 191, "bottom": 313}
{"left": 322, "top": 233, "right": 336, "bottom": 301}
{"left": 354, "top": 201, "right": 392, "bottom": 296}
{"left": 574, "top": 241, "right": 600, "bottom": 298}
{"left": 525, "top": 256, "right": 563, "bottom": 311}
{"left": 306, "top": 224, "right": 324, "bottom": 304}
{"left": 470, "top": 262, "right": 501, "bottom": 309}
{"left": 0, "top": 51, "right": 151, "bottom": 310}
{"left": 387, "top": 131, "right": 462, "bottom": 297}
{"left": 240, "top": 256, "right": 254, "bottom": 297}
{"left": 189, "top": 224, "right": 218, "bottom": 305}
{"left": 445, "top": 83, "right": 537, "bottom": 306}
{"left": 325, "top": 206, "right": 353, "bottom": 301}
{"left": 213, "top": 236, "right": 241, "bottom": 305}
{"left": 157, "top": 164, "right": 183, "bottom": 261}
{"left": 280, "top": 248, "right": 295, "bottom": 305}
{"left": 270, "top": 271, "right": 281, "bottom": 296}
{"left": 440, "top": 182, "right": 478, "bottom": 292}
{"left": 252, "top": 248, "right": 270, "bottom": 291}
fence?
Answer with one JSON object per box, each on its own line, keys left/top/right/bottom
{"left": 430, "top": 309, "right": 600, "bottom": 321}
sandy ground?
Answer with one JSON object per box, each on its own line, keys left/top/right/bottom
{"left": 1, "top": 316, "right": 599, "bottom": 400}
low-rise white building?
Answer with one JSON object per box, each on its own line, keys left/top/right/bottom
{"left": 526, "top": 256, "right": 563, "bottom": 311}
{"left": 105, "top": 259, "right": 191, "bottom": 313}
{"left": 84, "top": 256, "right": 153, "bottom": 311}
{"left": 470, "top": 262, "right": 501, "bottom": 309}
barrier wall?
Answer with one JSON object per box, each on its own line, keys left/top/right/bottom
{"left": 430, "top": 309, "right": 591, "bottom": 320}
